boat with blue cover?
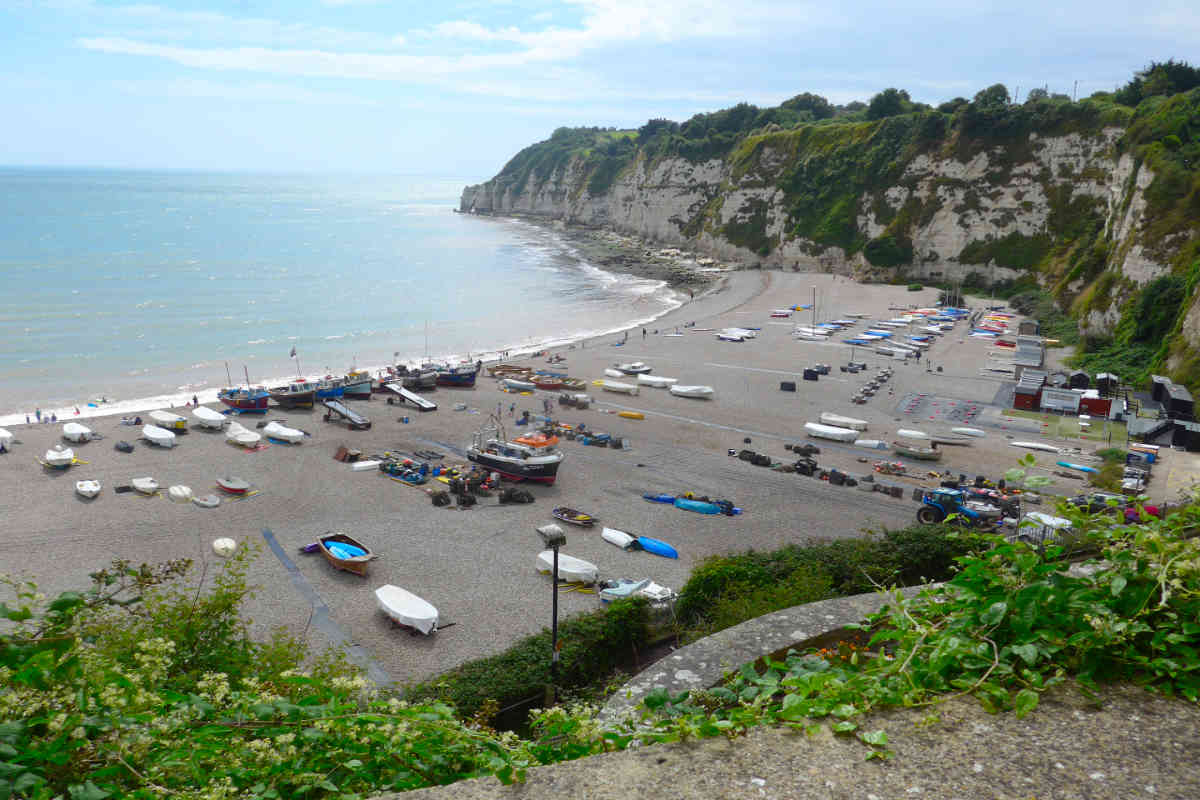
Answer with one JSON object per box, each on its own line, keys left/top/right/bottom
{"left": 674, "top": 497, "right": 722, "bottom": 514}
{"left": 636, "top": 535, "right": 678, "bottom": 559}
{"left": 318, "top": 532, "right": 374, "bottom": 577}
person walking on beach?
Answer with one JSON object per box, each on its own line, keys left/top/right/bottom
{"left": 35, "top": 408, "right": 41, "bottom": 423}
{"left": 193, "top": 394, "right": 199, "bottom": 407}
{"left": 642, "top": 327, "right": 646, "bottom": 339}
{"left": 509, "top": 402, "right": 515, "bottom": 417}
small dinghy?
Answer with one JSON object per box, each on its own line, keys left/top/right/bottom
{"left": 225, "top": 421, "right": 261, "bottom": 447}
{"left": 1056, "top": 460, "right": 1098, "bottom": 474}
{"left": 216, "top": 476, "right": 250, "bottom": 495}
{"left": 952, "top": 427, "right": 986, "bottom": 438}
{"left": 854, "top": 439, "right": 888, "bottom": 449}
{"left": 167, "top": 485, "right": 193, "bottom": 503}
{"left": 318, "top": 532, "right": 375, "bottom": 577}
{"left": 131, "top": 477, "right": 159, "bottom": 495}
{"left": 674, "top": 497, "right": 721, "bottom": 514}
{"left": 75, "top": 479, "right": 101, "bottom": 498}
{"left": 375, "top": 585, "right": 439, "bottom": 635}
{"left": 599, "top": 578, "right": 676, "bottom": 605}
{"left": 594, "top": 379, "right": 639, "bottom": 395}
{"left": 192, "top": 406, "right": 227, "bottom": 429}
{"left": 896, "top": 428, "right": 930, "bottom": 440}
{"left": 536, "top": 551, "right": 599, "bottom": 584}
{"left": 502, "top": 377, "right": 537, "bottom": 392}
{"left": 615, "top": 361, "right": 652, "bottom": 375}
{"left": 637, "top": 374, "right": 678, "bottom": 388}
{"left": 1010, "top": 441, "right": 1062, "bottom": 454}
{"left": 603, "top": 368, "right": 625, "bottom": 378}
{"left": 819, "top": 412, "right": 868, "bottom": 431}
{"left": 602, "top": 527, "right": 636, "bottom": 549}
{"left": 804, "top": 422, "right": 858, "bottom": 442}
{"left": 62, "top": 422, "right": 92, "bottom": 442}
{"left": 44, "top": 445, "right": 74, "bottom": 468}
{"left": 263, "top": 421, "right": 304, "bottom": 444}
{"left": 669, "top": 384, "right": 713, "bottom": 399}
{"left": 142, "top": 424, "right": 176, "bottom": 448}
{"left": 149, "top": 410, "right": 188, "bottom": 431}
{"left": 636, "top": 535, "right": 678, "bottom": 559}
{"left": 192, "top": 494, "right": 221, "bottom": 508}
{"left": 642, "top": 492, "right": 676, "bottom": 503}
{"left": 552, "top": 507, "right": 596, "bottom": 527}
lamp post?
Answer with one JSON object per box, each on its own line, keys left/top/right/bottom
{"left": 537, "top": 523, "right": 567, "bottom": 703}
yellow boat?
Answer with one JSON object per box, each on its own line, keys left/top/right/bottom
{"left": 617, "top": 411, "right": 645, "bottom": 420}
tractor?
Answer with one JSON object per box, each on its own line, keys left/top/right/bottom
{"left": 916, "top": 488, "right": 999, "bottom": 528}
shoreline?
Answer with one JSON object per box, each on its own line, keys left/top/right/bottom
{"left": 0, "top": 219, "right": 727, "bottom": 429}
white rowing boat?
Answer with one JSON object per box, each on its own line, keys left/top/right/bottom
{"left": 536, "top": 551, "right": 599, "bottom": 584}
{"left": 952, "top": 427, "right": 986, "bottom": 438}
{"left": 819, "top": 412, "right": 868, "bottom": 431}
{"left": 142, "top": 424, "right": 176, "bottom": 448}
{"left": 192, "top": 406, "right": 227, "bottom": 429}
{"left": 594, "top": 379, "right": 639, "bottom": 395}
{"left": 637, "top": 374, "right": 678, "bottom": 388}
{"left": 149, "top": 410, "right": 188, "bottom": 431}
{"left": 167, "top": 485, "right": 193, "bottom": 503}
{"left": 804, "top": 422, "right": 858, "bottom": 442}
{"left": 263, "top": 421, "right": 304, "bottom": 444}
{"left": 1010, "top": 441, "right": 1062, "bottom": 454}
{"left": 669, "top": 384, "right": 714, "bottom": 399}
{"left": 375, "top": 584, "right": 439, "bottom": 634}
{"left": 225, "top": 421, "right": 261, "bottom": 447}
{"left": 62, "top": 422, "right": 92, "bottom": 442}
{"left": 75, "top": 479, "right": 101, "bottom": 498}
{"left": 131, "top": 477, "right": 159, "bottom": 495}
{"left": 44, "top": 445, "right": 74, "bottom": 468}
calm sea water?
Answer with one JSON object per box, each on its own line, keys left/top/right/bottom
{"left": 0, "top": 168, "right": 679, "bottom": 423}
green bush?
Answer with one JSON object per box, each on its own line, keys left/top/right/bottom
{"left": 907, "top": 283, "right": 923, "bottom": 291}
{"left": 405, "top": 598, "right": 651, "bottom": 722}
{"left": 675, "top": 526, "right": 988, "bottom": 629}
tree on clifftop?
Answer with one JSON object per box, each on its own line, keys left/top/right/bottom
{"left": 972, "top": 83, "right": 1011, "bottom": 112}
{"left": 867, "top": 88, "right": 911, "bottom": 120}
{"left": 782, "top": 92, "right": 834, "bottom": 120}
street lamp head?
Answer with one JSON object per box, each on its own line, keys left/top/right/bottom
{"left": 536, "top": 523, "right": 567, "bottom": 549}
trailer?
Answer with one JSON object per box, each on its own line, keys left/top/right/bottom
{"left": 323, "top": 399, "right": 372, "bottom": 430}
{"left": 379, "top": 381, "right": 437, "bottom": 412}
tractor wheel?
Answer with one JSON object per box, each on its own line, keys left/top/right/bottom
{"left": 916, "top": 506, "right": 944, "bottom": 525}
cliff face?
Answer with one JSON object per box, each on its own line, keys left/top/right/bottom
{"left": 463, "top": 93, "right": 1200, "bottom": 388}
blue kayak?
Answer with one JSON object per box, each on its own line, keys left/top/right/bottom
{"left": 643, "top": 493, "right": 676, "bottom": 503}
{"left": 637, "top": 536, "right": 679, "bottom": 559}
{"left": 1056, "top": 460, "right": 1099, "bottom": 474}
{"left": 674, "top": 497, "right": 721, "bottom": 514}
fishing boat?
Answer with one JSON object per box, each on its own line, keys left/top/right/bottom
{"left": 467, "top": 416, "right": 564, "bottom": 484}
{"left": 431, "top": 362, "right": 480, "bottom": 387}
{"left": 219, "top": 385, "right": 270, "bottom": 413}
{"left": 805, "top": 422, "right": 858, "bottom": 442}
{"left": 552, "top": 507, "right": 596, "bottom": 527}
{"left": 595, "top": 379, "right": 639, "bottom": 395}
{"left": 386, "top": 364, "right": 438, "bottom": 390}
{"left": 669, "top": 384, "right": 714, "bottom": 399}
{"left": 341, "top": 369, "right": 373, "bottom": 399}
{"left": 217, "top": 476, "right": 251, "bottom": 495}
{"left": 488, "top": 364, "right": 534, "bottom": 379}
{"left": 318, "top": 532, "right": 374, "bottom": 577}
{"left": 375, "top": 585, "right": 439, "bottom": 634}
{"left": 142, "top": 424, "right": 176, "bottom": 448}
{"left": 536, "top": 550, "right": 598, "bottom": 584}
{"left": 62, "top": 422, "right": 92, "bottom": 442}
{"left": 263, "top": 421, "right": 304, "bottom": 444}
{"left": 131, "top": 477, "right": 159, "bottom": 495}
{"left": 314, "top": 378, "right": 344, "bottom": 401}
{"left": 615, "top": 361, "right": 652, "bottom": 375}
{"left": 637, "top": 374, "right": 678, "bottom": 388}
{"left": 224, "top": 421, "right": 261, "bottom": 447}
{"left": 269, "top": 379, "right": 317, "bottom": 408}
{"left": 819, "top": 412, "right": 868, "bottom": 431}
{"left": 75, "top": 479, "right": 101, "bottom": 498}
{"left": 892, "top": 441, "right": 943, "bottom": 461}
{"left": 192, "top": 406, "right": 227, "bottom": 429}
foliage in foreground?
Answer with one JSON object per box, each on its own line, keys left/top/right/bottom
{"left": 4, "top": 502, "right": 1200, "bottom": 797}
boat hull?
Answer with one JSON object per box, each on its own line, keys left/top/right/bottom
{"left": 219, "top": 388, "right": 269, "bottom": 413}
{"left": 319, "top": 533, "right": 373, "bottom": 577}
{"left": 468, "top": 449, "right": 561, "bottom": 484}
{"left": 270, "top": 390, "right": 315, "bottom": 408}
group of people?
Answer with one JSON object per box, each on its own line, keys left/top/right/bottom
{"left": 27, "top": 409, "right": 57, "bottom": 425}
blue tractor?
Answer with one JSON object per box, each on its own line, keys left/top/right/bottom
{"left": 916, "top": 488, "right": 998, "bottom": 528}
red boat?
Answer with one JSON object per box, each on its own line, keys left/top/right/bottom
{"left": 218, "top": 386, "right": 269, "bottom": 413}
{"left": 217, "top": 476, "right": 250, "bottom": 495}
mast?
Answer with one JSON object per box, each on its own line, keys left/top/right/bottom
{"left": 243, "top": 365, "right": 251, "bottom": 388}
{"left": 225, "top": 361, "right": 233, "bottom": 387}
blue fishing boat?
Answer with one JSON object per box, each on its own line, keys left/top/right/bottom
{"left": 315, "top": 377, "right": 345, "bottom": 401}
{"left": 219, "top": 386, "right": 269, "bottom": 413}
{"left": 428, "top": 361, "right": 480, "bottom": 387}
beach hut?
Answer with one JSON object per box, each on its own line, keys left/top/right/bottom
{"left": 1166, "top": 383, "right": 1195, "bottom": 420}
{"left": 1068, "top": 370, "right": 1090, "bottom": 390}
{"left": 1151, "top": 374, "right": 1172, "bottom": 403}
{"left": 1171, "top": 420, "right": 1200, "bottom": 451}
{"left": 1018, "top": 319, "right": 1040, "bottom": 336}
{"left": 1013, "top": 370, "right": 1046, "bottom": 411}
{"left": 1079, "top": 389, "right": 1112, "bottom": 417}
{"left": 1096, "top": 373, "right": 1119, "bottom": 396}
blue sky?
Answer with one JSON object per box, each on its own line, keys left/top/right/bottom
{"left": 2, "top": 1, "right": 1196, "bottom": 177}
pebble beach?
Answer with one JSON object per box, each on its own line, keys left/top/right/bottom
{"left": 0, "top": 269, "right": 1126, "bottom": 685}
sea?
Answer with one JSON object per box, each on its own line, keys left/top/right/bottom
{"left": 0, "top": 168, "right": 682, "bottom": 425}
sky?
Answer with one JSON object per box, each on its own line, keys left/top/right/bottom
{"left": 1, "top": 1, "right": 1196, "bottom": 177}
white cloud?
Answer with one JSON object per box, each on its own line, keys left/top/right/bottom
{"left": 108, "top": 77, "right": 381, "bottom": 107}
